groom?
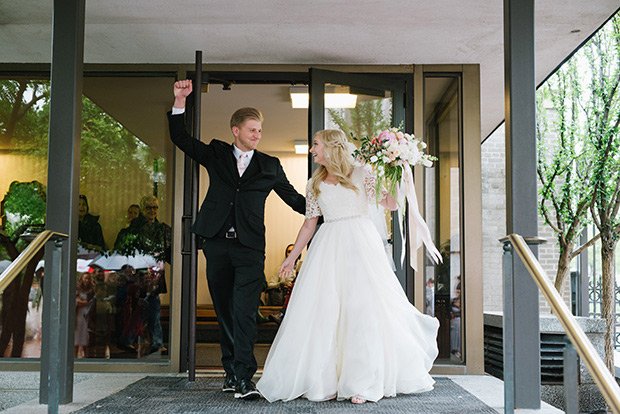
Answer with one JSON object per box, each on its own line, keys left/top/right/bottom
{"left": 168, "top": 80, "right": 305, "bottom": 400}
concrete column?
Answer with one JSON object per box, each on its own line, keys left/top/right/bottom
{"left": 40, "top": 0, "right": 85, "bottom": 405}
{"left": 503, "top": 0, "right": 541, "bottom": 409}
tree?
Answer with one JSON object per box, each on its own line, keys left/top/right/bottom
{"left": 327, "top": 99, "right": 392, "bottom": 140}
{"left": 583, "top": 15, "right": 620, "bottom": 374}
{"left": 538, "top": 14, "right": 620, "bottom": 374}
{"left": 0, "top": 181, "right": 46, "bottom": 357}
{"left": 0, "top": 80, "right": 49, "bottom": 149}
{"left": 537, "top": 60, "right": 597, "bottom": 294}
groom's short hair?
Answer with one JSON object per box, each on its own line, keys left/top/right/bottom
{"left": 230, "top": 107, "right": 263, "bottom": 129}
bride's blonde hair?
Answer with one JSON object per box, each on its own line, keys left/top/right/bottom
{"left": 311, "top": 129, "right": 358, "bottom": 195}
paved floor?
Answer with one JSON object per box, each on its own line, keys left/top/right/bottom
{"left": 0, "top": 371, "right": 563, "bottom": 414}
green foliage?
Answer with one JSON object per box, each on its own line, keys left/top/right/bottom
{"left": 3, "top": 181, "right": 46, "bottom": 239}
{"left": 583, "top": 16, "right": 620, "bottom": 242}
{"left": 114, "top": 231, "right": 168, "bottom": 262}
{"left": 0, "top": 80, "right": 50, "bottom": 149}
{"left": 537, "top": 58, "right": 594, "bottom": 253}
{"left": 0, "top": 79, "right": 165, "bottom": 189}
{"left": 328, "top": 99, "right": 394, "bottom": 198}
{"left": 327, "top": 99, "right": 392, "bottom": 140}
{"left": 537, "top": 14, "right": 620, "bottom": 247}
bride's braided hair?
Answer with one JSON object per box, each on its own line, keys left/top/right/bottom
{"left": 311, "top": 129, "right": 358, "bottom": 196}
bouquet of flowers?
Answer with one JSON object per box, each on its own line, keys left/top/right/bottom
{"left": 352, "top": 127, "right": 436, "bottom": 202}
{"left": 351, "top": 127, "right": 441, "bottom": 269}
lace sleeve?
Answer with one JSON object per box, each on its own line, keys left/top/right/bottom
{"left": 305, "top": 179, "right": 322, "bottom": 219}
{"left": 363, "top": 165, "right": 388, "bottom": 203}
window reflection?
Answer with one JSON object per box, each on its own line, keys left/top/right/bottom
{"left": 0, "top": 77, "right": 172, "bottom": 360}
{"left": 325, "top": 84, "right": 395, "bottom": 243}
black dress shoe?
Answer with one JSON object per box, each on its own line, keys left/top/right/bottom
{"left": 222, "top": 372, "right": 237, "bottom": 392}
{"left": 234, "top": 379, "right": 260, "bottom": 400}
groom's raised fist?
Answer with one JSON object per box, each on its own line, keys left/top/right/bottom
{"left": 173, "top": 79, "right": 193, "bottom": 108}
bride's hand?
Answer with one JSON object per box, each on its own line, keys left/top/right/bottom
{"left": 279, "top": 259, "right": 294, "bottom": 279}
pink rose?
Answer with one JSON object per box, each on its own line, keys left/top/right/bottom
{"left": 378, "top": 130, "right": 397, "bottom": 143}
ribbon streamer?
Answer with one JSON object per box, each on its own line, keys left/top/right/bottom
{"left": 398, "top": 164, "right": 442, "bottom": 270}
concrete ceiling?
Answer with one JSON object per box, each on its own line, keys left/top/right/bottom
{"left": 1, "top": 1, "right": 618, "bottom": 141}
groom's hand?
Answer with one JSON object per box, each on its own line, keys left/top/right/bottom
{"left": 173, "top": 79, "right": 193, "bottom": 108}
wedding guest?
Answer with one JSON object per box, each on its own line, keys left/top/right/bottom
{"left": 115, "top": 265, "right": 137, "bottom": 353}
{"left": 92, "top": 264, "right": 115, "bottom": 358}
{"left": 78, "top": 195, "right": 106, "bottom": 252}
{"left": 268, "top": 244, "right": 300, "bottom": 325}
{"left": 425, "top": 277, "right": 435, "bottom": 316}
{"left": 450, "top": 282, "right": 462, "bottom": 359}
{"left": 113, "top": 204, "right": 140, "bottom": 250}
{"left": 75, "top": 272, "right": 95, "bottom": 358}
{"left": 118, "top": 196, "right": 170, "bottom": 354}
{"left": 119, "top": 283, "right": 144, "bottom": 353}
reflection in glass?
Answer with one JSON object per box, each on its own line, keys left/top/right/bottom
{"left": 325, "top": 84, "right": 395, "bottom": 242}
{"left": 0, "top": 78, "right": 171, "bottom": 360}
{"left": 423, "top": 75, "right": 463, "bottom": 363}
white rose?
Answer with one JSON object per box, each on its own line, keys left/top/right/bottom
{"left": 422, "top": 159, "right": 433, "bottom": 167}
{"left": 382, "top": 156, "right": 390, "bottom": 163}
{"left": 370, "top": 155, "right": 378, "bottom": 163}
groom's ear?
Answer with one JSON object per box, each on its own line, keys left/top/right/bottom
{"left": 232, "top": 126, "right": 239, "bottom": 138}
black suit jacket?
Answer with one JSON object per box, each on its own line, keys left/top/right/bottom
{"left": 168, "top": 112, "right": 305, "bottom": 252}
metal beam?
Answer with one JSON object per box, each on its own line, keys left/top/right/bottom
{"left": 503, "top": 0, "right": 541, "bottom": 409}
{"left": 39, "top": 0, "right": 85, "bottom": 406}
{"left": 188, "top": 51, "right": 202, "bottom": 381}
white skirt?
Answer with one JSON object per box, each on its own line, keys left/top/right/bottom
{"left": 257, "top": 216, "right": 439, "bottom": 403}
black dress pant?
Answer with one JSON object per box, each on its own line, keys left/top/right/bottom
{"left": 202, "top": 237, "right": 265, "bottom": 381}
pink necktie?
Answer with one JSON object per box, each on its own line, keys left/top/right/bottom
{"left": 237, "top": 153, "right": 249, "bottom": 176}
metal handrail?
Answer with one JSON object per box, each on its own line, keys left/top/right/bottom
{"left": 0, "top": 230, "right": 67, "bottom": 292}
{"left": 508, "top": 233, "right": 620, "bottom": 413}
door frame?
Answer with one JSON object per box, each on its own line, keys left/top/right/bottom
{"left": 308, "top": 68, "right": 414, "bottom": 298}
{"left": 178, "top": 69, "right": 416, "bottom": 372}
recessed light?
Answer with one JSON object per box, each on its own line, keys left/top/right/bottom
{"left": 294, "top": 140, "right": 309, "bottom": 154}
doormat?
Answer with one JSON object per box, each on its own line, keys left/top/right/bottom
{"left": 75, "top": 376, "right": 497, "bottom": 413}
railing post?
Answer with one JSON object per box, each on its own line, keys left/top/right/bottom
{"left": 501, "top": 236, "right": 547, "bottom": 413}
{"left": 45, "top": 238, "right": 64, "bottom": 414}
{"left": 564, "top": 342, "right": 579, "bottom": 414}
{"left": 502, "top": 241, "right": 515, "bottom": 414}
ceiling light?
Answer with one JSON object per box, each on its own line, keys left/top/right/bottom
{"left": 294, "top": 140, "right": 308, "bottom": 154}
{"left": 290, "top": 86, "right": 357, "bottom": 109}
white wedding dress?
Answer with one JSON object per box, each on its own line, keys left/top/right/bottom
{"left": 256, "top": 165, "right": 439, "bottom": 403}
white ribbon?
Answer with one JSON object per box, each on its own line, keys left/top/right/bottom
{"left": 398, "top": 164, "right": 442, "bottom": 270}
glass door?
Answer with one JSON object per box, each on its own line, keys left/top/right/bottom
{"left": 308, "top": 69, "right": 411, "bottom": 294}
{"left": 423, "top": 73, "right": 463, "bottom": 363}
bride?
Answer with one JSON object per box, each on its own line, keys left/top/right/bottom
{"left": 256, "top": 129, "right": 439, "bottom": 404}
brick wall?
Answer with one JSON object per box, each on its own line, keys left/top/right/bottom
{"left": 481, "top": 124, "right": 569, "bottom": 314}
